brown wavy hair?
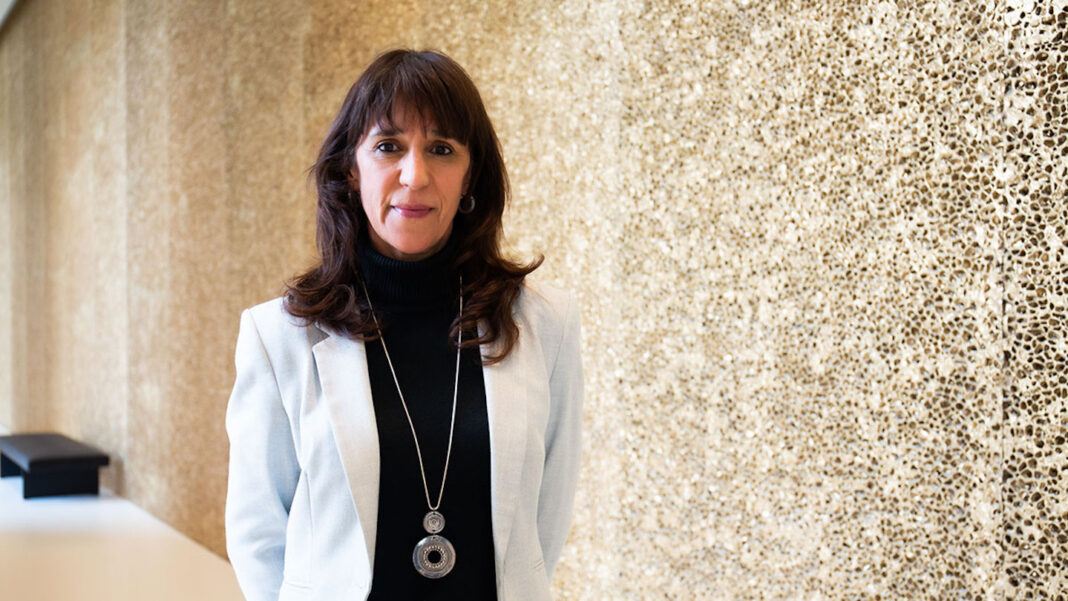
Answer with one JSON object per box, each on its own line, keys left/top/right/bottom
{"left": 283, "top": 48, "right": 542, "bottom": 364}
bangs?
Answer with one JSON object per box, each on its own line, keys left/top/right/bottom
{"left": 353, "top": 54, "right": 476, "bottom": 145}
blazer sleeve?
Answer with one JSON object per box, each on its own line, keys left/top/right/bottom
{"left": 224, "top": 308, "right": 300, "bottom": 601}
{"left": 536, "top": 291, "right": 585, "bottom": 580}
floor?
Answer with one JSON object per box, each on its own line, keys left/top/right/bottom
{"left": 0, "top": 475, "right": 244, "bottom": 600}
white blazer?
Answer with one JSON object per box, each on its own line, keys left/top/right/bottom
{"left": 224, "top": 279, "right": 584, "bottom": 601}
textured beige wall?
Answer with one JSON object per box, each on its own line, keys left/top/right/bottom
{"left": 0, "top": 0, "right": 129, "bottom": 481}
{"left": 1, "top": 0, "right": 1065, "bottom": 599}
{"left": 121, "top": 0, "right": 314, "bottom": 548}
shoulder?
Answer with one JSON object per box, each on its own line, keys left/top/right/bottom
{"left": 515, "top": 273, "right": 580, "bottom": 345}
{"left": 518, "top": 273, "right": 573, "bottom": 315}
{"left": 241, "top": 295, "right": 326, "bottom": 350}
{"left": 244, "top": 296, "right": 296, "bottom": 329}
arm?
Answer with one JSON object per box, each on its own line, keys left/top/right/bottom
{"left": 536, "top": 292, "right": 585, "bottom": 580}
{"left": 224, "top": 309, "right": 300, "bottom": 601}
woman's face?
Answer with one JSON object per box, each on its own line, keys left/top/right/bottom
{"left": 352, "top": 103, "right": 471, "bottom": 261}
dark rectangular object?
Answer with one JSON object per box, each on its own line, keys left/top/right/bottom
{"left": 0, "top": 433, "right": 110, "bottom": 499}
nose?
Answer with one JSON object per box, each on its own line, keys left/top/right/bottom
{"left": 398, "top": 149, "right": 429, "bottom": 190}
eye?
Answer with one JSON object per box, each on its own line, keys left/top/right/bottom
{"left": 374, "top": 141, "right": 399, "bottom": 153}
{"left": 430, "top": 143, "right": 454, "bottom": 156}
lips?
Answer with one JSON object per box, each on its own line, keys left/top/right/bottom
{"left": 392, "top": 204, "right": 433, "bottom": 218}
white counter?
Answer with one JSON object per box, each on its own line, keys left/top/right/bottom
{"left": 0, "top": 477, "right": 244, "bottom": 600}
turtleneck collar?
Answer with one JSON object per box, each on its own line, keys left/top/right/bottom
{"left": 356, "top": 226, "right": 462, "bottom": 310}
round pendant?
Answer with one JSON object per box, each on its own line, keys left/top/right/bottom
{"left": 413, "top": 534, "right": 456, "bottom": 579}
{"left": 423, "top": 510, "right": 445, "bottom": 534}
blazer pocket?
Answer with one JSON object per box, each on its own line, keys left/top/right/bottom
{"left": 533, "top": 557, "right": 545, "bottom": 572}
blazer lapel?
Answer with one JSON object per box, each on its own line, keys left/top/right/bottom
{"left": 313, "top": 319, "right": 529, "bottom": 578}
{"left": 312, "top": 327, "right": 381, "bottom": 571}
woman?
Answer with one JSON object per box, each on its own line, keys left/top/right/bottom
{"left": 224, "top": 48, "right": 584, "bottom": 601}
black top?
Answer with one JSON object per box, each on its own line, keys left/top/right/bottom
{"left": 358, "top": 228, "right": 498, "bottom": 600}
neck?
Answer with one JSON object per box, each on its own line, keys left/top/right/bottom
{"left": 356, "top": 227, "right": 461, "bottom": 309}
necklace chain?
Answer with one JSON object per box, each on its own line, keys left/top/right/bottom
{"left": 359, "top": 276, "right": 463, "bottom": 512}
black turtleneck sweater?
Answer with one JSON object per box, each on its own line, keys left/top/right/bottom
{"left": 358, "top": 228, "right": 498, "bottom": 600}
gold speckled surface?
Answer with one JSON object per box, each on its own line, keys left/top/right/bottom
{"left": 1, "top": 1, "right": 1066, "bottom": 599}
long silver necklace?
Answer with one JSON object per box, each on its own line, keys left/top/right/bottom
{"left": 359, "top": 275, "right": 463, "bottom": 579}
